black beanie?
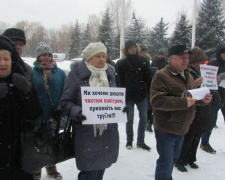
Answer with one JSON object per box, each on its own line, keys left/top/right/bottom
{"left": 125, "top": 40, "right": 136, "bottom": 51}
{"left": 3, "top": 28, "right": 26, "bottom": 45}
{"left": 0, "top": 35, "right": 20, "bottom": 70}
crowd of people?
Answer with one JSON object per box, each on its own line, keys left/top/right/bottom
{"left": 0, "top": 27, "right": 224, "bottom": 180}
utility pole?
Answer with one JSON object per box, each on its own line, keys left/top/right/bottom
{"left": 120, "top": 0, "right": 125, "bottom": 58}
{"left": 191, "top": 0, "right": 197, "bottom": 48}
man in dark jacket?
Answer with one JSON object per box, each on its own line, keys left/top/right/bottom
{"left": 151, "top": 51, "right": 168, "bottom": 70}
{"left": 200, "top": 43, "right": 225, "bottom": 154}
{"left": 150, "top": 45, "right": 212, "bottom": 180}
{"left": 116, "top": 40, "right": 151, "bottom": 151}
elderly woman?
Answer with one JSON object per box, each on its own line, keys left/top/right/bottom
{"left": 60, "top": 42, "right": 120, "bottom": 180}
{"left": 32, "top": 42, "right": 66, "bottom": 180}
{"left": 0, "top": 35, "right": 41, "bottom": 179}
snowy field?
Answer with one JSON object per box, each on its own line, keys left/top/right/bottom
{"left": 23, "top": 58, "right": 225, "bottom": 180}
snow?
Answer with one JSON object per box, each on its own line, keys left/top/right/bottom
{"left": 23, "top": 58, "right": 225, "bottom": 180}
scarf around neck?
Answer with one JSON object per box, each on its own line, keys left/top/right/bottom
{"left": 85, "top": 61, "right": 109, "bottom": 136}
{"left": 39, "top": 61, "right": 56, "bottom": 93}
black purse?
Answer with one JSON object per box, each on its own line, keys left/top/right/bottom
{"left": 46, "top": 89, "right": 76, "bottom": 163}
{"left": 20, "top": 123, "right": 56, "bottom": 174}
{"left": 53, "top": 113, "right": 75, "bottom": 163}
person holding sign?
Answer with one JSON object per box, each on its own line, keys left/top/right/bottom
{"left": 175, "top": 47, "right": 212, "bottom": 172}
{"left": 200, "top": 43, "right": 225, "bottom": 154}
{"left": 60, "top": 42, "right": 120, "bottom": 180}
{"left": 150, "top": 45, "right": 212, "bottom": 180}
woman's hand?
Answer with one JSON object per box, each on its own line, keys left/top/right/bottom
{"left": 194, "top": 77, "right": 203, "bottom": 86}
{"left": 12, "top": 73, "right": 31, "bottom": 93}
{"left": 202, "top": 93, "right": 212, "bottom": 104}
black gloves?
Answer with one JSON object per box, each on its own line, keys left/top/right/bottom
{"left": 75, "top": 111, "right": 87, "bottom": 123}
{"left": 12, "top": 73, "right": 31, "bottom": 94}
{"left": 0, "top": 83, "right": 8, "bottom": 98}
{"left": 122, "top": 105, "right": 129, "bottom": 114}
{"left": 51, "top": 110, "right": 62, "bottom": 120}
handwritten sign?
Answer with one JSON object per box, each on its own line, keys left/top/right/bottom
{"left": 81, "top": 87, "right": 127, "bottom": 125}
{"left": 200, "top": 64, "right": 218, "bottom": 90}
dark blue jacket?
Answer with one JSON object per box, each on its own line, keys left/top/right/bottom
{"left": 60, "top": 60, "right": 119, "bottom": 171}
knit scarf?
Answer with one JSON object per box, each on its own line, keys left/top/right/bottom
{"left": 39, "top": 61, "right": 56, "bottom": 93}
{"left": 85, "top": 61, "right": 108, "bottom": 136}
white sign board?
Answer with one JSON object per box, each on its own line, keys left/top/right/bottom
{"left": 81, "top": 87, "right": 127, "bottom": 125}
{"left": 200, "top": 64, "right": 218, "bottom": 90}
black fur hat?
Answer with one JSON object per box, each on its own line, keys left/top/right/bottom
{"left": 168, "top": 45, "right": 192, "bottom": 57}
{"left": 3, "top": 28, "right": 26, "bottom": 45}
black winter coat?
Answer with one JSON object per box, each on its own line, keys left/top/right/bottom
{"left": 0, "top": 73, "right": 42, "bottom": 180}
{"left": 116, "top": 54, "right": 151, "bottom": 101}
{"left": 150, "top": 57, "right": 168, "bottom": 70}
{"left": 208, "top": 43, "right": 225, "bottom": 107}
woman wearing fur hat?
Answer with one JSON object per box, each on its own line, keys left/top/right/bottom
{"left": 175, "top": 47, "right": 212, "bottom": 172}
{"left": 60, "top": 42, "right": 120, "bottom": 180}
{"left": 0, "top": 35, "right": 42, "bottom": 179}
{"left": 32, "top": 42, "right": 66, "bottom": 180}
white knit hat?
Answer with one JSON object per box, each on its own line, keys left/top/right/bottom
{"left": 81, "top": 42, "right": 107, "bottom": 61}
{"left": 36, "top": 42, "right": 52, "bottom": 58}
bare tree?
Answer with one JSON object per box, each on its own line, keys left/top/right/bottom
{"left": 87, "top": 14, "right": 101, "bottom": 42}
{"left": 0, "top": 22, "right": 11, "bottom": 34}
{"left": 18, "top": 21, "right": 49, "bottom": 57}
{"left": 106, "top": 0, "right": 134, "bottom": 33}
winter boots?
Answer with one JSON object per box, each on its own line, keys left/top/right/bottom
{"left": 33, "top": 164, "right": 62, "bottom": 180}
{"left": 200, "top": 143, "right": 216, "bottom": 154}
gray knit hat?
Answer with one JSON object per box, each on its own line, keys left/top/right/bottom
{"left": 36, "top": 42, "right": 52, "bottom": 58}
{"left": 81, "top": 42, "right": 107, "bottom": 61}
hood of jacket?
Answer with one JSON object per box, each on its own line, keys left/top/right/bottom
{"left": 121, "top": 43, "right": 141, "bottom": 59}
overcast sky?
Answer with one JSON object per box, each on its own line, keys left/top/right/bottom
{"left": 1, "top": 0, "right": 203, "bottom": 33}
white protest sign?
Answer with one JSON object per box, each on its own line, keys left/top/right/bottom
{"left": 200, "top": 64, "right": 218, "bottom": 90}
{"left": 81, "top": 87, "right": 127, "bottom": 125}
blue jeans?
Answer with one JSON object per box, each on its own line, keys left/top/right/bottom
{"left": 126, "top": 98, "right": 147, "bottom": 144}
{"left": 155, "top": 130, "right": 184, "bottom": 180}
{"left": 78, "top": 169, "right": 105, "bottom": 180}
{"left": 201, "top": 106, "right": 225, "bottom": 145}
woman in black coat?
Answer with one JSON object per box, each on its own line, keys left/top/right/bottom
{"left": 0, "top": 35, "right": 42, "bottom": 180}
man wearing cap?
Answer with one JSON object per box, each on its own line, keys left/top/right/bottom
{"left": 116, "top": 40, "right": 152, "bottom": 151}
{"left": 3, "top": 28, "right": 33, "bottom": 84}
{"left": 151, "top": 51, "right": 168, "bottom": 70}
{"left": 150, "top": 45, "right": 212, "bottom": 180}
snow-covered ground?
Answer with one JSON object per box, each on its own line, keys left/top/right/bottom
{"left": 39, "top": 109, "right": 225, "bottom": 180}
{"left": 23, "top": 58, "right": 225, "bottom": 180}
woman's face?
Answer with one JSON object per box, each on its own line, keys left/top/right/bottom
{"left": 0, "top": 50, "right": 12, "bottom": 78}
{"left": 38, "top": 53, "right": 52, "bottom": 65}
{"left": 88, "top": 52, "right": 106, "bottom": 68}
